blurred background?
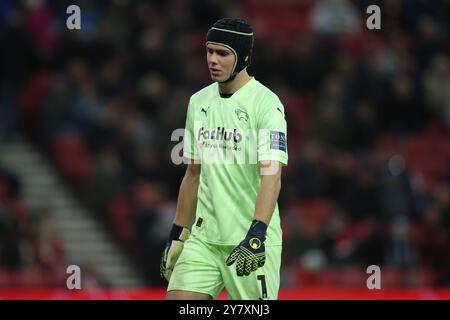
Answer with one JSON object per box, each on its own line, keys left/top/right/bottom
{"left": 0, "top": 0, "right": 450, "bottom": 298}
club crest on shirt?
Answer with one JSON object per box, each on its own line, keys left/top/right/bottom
{"left": 235, "top": 108, "right": 249, "bottom": 121}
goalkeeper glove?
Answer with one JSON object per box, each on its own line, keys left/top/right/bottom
{"left": 160, "top": 224, "right": 190, "bottom": 282}
{"left": 226, "top": 220, "right": 267, "bottom": 276}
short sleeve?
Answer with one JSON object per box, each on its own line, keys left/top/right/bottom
{"left": 183, "top": 98, "right": 200, "bottom": 161}
{"left": 257, "top": 94, "right": 288, "bottom": 166}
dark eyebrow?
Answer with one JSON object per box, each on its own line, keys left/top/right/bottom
{"left": 207, "top": 47, "right": 232, "bottom": 54}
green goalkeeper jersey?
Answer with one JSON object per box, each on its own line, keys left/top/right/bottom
{"left": 183, "top": 77, "right": 288, "bottom": 246}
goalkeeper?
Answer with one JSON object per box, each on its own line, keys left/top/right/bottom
{"left": 160, "top": 18, "right": 288, "bottom": 300}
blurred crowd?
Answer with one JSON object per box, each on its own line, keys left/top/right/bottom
{"left": 1, "top": 0, "right": 450, "bottom": 288}
{"left": 0, "top": 165, "right": 67, "bottom": 286}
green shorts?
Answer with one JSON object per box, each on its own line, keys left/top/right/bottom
{"left": 167, "top": 234, "right": 281, "bottom": 300}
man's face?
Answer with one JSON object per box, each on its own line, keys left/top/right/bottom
{"left": 206, "top": 43, "right": 236, "bottom": 82}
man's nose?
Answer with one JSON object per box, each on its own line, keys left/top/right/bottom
{"left": 208, "top": 52, "right": 218, "bottom": 64}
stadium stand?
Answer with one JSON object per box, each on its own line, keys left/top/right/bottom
{"left": 0, "top": 0, "right": 449, "bottom": 295}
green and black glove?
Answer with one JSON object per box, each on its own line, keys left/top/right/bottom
{"left": 160, "top": 224, "right": 190, "bottom": 282}
{"left": 226, "top": 220, "right": 267, "bottom": 276}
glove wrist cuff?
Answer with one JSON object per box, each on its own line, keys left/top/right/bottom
{"left": 247, "top": 220, "right": 267, "bottom": 240}
{"left": 170, "top": 224, "right": 190, "bottom": 241}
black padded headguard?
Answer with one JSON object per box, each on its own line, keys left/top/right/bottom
{"left": 206, "top": 18, "right": 254, "bottom": 83}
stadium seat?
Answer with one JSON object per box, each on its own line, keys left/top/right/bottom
{"left": 18, "top": 71, "right": 56, "bottom": 136}
{"left": 107, "top": 196, "right": 135, "bottom": 248}
{"left": 51, "top": 133, "right": 92, "bottom": 192}
{"left": 294, "top": 198, "right": 336, "bottom": 231}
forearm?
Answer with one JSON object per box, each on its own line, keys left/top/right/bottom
{"left": 253, "top": 166, "right": 281, "bottom": 225}
{"left": 173, "top": 166, "right": 200, "bottom": 229}
{"left": 226, "top": 161, "right": 282, "bottom": 276}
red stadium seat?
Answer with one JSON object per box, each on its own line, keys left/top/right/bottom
{"left": 18, "top": 71, "right": 56, "bottom": 135}
{"left": 334, "top": 266, "right": 366, "bottom": 288}
{"left": 294, "top": 198, "right": 337, "bottom": 231}
{"left": 17, "top": 267, "right": 47, "bottom": 287}
{"left": 51, "top": 133, "right": 92, "bottom": 192}
{"left": 376, "top": 133, "right": 450, "bottom": 186}
{"left": 401, "top": 134, "right": 450, "bottom": 185}
{"left": 383, "top": 267, "right": 405, "bottom": 288}
{"left": 246, "top": 0, "right": 313, "bottom": 48}
{"left": 107, "top": 196, "right": 135, "bottom": 248}
{"left": 0, "top": 269, "right": 12, "bottom": 287}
